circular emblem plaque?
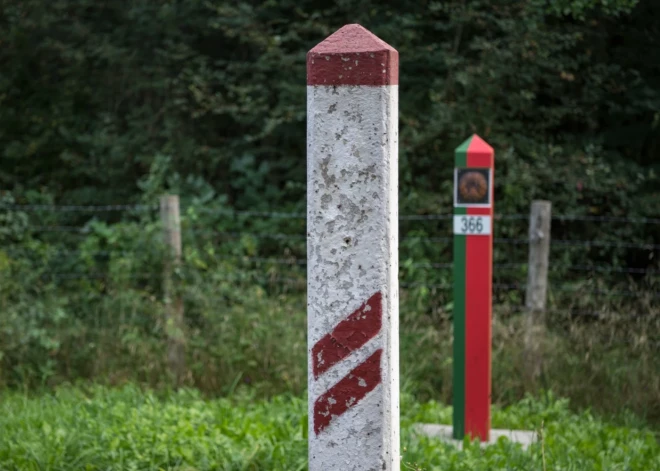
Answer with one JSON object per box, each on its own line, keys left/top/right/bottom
{"left": 455, "top": 168, "right": 491, "bottom": 206}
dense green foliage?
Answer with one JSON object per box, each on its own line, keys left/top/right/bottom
{"left": 0, "top": 385, "right": 657, "bottom": 470}
{"left": 2, "top": 0, "right": 659, "bottom": 293}
{"left": 1, "top": 0, "right": 659, "bottom": 218}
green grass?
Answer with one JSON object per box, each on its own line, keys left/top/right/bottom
{"left": 0, "top": 385, "right": 657, "bottom": 470}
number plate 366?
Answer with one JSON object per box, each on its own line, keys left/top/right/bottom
{"left": 453, "top": 215, "right": 491, "bottom": 235}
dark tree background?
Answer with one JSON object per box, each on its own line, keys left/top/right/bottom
{"left": 1, "top": 0, "right": 658, "bottom": 217}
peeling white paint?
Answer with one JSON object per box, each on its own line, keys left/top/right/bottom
{"left": 307, "top": 84, "right": 400, "bottom": 471}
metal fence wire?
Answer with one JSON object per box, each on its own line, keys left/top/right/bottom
{"left": 2, "top": 201, "right": 658, "bottom": 307}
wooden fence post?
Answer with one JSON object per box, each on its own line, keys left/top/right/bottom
{"left": 524, "top": 200, "right": 552, "bottom": 382}
{"left": 307, "top": 24, "right": 400, "bottom": 470}
{"left": 160, "top": 195, "right": 185, "bottom": 386}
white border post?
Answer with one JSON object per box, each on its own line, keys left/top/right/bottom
{"left": 307, "top": 24, "right": 400, "bottom": 470}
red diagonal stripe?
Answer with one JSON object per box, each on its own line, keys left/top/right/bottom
{"left": 312, "top": 292, "right": 382, "bottom": 379}
{"left": 314, "top": 349, "right": 382, "bottom": 435}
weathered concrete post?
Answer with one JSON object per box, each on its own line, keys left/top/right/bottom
{"left": 307, "top": 24, "right": 400, "bottom": 470}
{"left": 452, "top": 135, "right": 494, "bottom": 441}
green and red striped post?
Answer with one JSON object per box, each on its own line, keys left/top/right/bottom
{"left": 452, "top": 134, "right": 494, "bottom": 441}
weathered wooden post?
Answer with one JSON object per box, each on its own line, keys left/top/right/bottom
{"left": 524, "top": 200, "right": 552, "bottom": 382}
{"left": 452, "top": 135, "right": 494, "bottom": 441}
{"left": 307, "top": 24, "right": 400, "bottom": 470}
{"left": 160, "top": 195, "right": 185, "bottom": 386}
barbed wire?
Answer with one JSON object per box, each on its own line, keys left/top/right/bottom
{"left": 553, "top": 214, "right": 660, "bottom": 224}
{"left": 185, "top": 229, "right": 307, "bottom": 240}
{"left": 499, "top": 282, "right": 660, "bottom": 299}
{"left": 553, "top": 286, "right": 660, "bottom": 299}
{"left": 5, "top": 203, "right": 660, "bottom": 224}
{"left": 399, "top": 281, "right": 522, "bottom": 291}
{"left": 210, "top": 272, "right": 307, "bottom": 287}
{"left": 402, "top": 236, "right": 453, "bottom": 243}
{"left": 400, "top": 281, "right": 451, "bottom": 290}
{"left": 40, "top": 270, "right": 309, "bottom": 287}
{"left": 1, "top": 203, "right": 156, "bottom": 212}
{"left": 11, "top": 207, "right": 660, "bottom": 298}
{"left": 402, "top": 235, "right": 660, "bottom": 251}
{"left": 40, "top": 272, "right": 155, "bottom": 280}
{"left": 399, "top": 235, "right": 660, "bottom": 250}
{"left": 3, "top": 247, "right": 132, "bottom": 258}
{"left": 199, "top": 256, "right": 659, "bottom": 275}
{"left": 215, "top": 255, "right": 307, "bottom": 266}
{"left": 212, "top": 256, "right": 659, "bottom": 275}
{"left": 7, "top": 243, "right": 659, "bottom": 276}
{"left": 26, "top": 224, "right": 659, "bottom": 251}
{"left": 494, "top": 305, "right": 656, "bottom": 320}
{"left": 29, "top": 225, "right": 91, "bottom": 233}
{"left": 399, "top": 214, "right": 452, "bottom": 221}
{"left": 31, "top": 266, "right": 660, "bottom": 301}
{"left": 26, "top": 222, "right": 658, "bottom": 253}
{"left": 193, "top": 208, "right": 306, "bottom": 219}
{"left": 400, "top": 280, "right": 660, "bottom": 298}
{"left": 563, "top": 265, "right": 659, "bottom": 275}
{"left": 549, "top": 239, "right": 660, "bottom": 250}
{"left": 491, "top": 237, "right": 660, "bottom": 250}
{"left": 399, "top": 213, "right": 564, "bottom": 221}
{"left": 406, "top": 262, "right": 527, "bottom": 270}
{"left": 405, "top": 262, "right": 453, "bottom": 269}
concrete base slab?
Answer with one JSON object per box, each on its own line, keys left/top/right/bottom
{"left": 413, "top": 424, "right": 537, "bottom": 450}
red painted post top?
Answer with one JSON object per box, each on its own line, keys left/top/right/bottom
{"left": 307, "top": 24, "right": 399, "bottom": 86}
{"left": 467, "top": 134, "right": 494, "bottom": 162}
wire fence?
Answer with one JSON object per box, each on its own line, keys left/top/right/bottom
{"left": 16, "top": 255, "right": 657, "bottom": 280}
{"left": 28, "top": 272, "right": 658, "bottom": 298}
{"left": 10, "top": 248, "right": 655, "bottom": 275}
{"left": 23, "top": 226, "right": 660, "bottom": 252}
{"left": 2, "top": 201, "right": 659, "bottom": 313}
{"left": 4, "top": 203, "right": 660, "bottom": 224}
